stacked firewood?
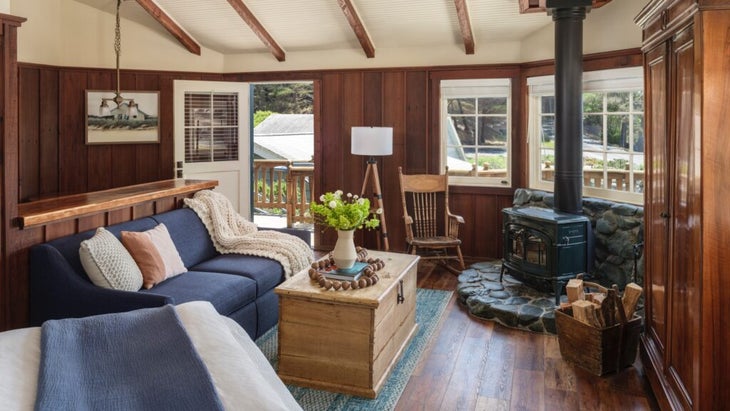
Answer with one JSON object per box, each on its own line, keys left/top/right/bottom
{"left": 560, "top": 276, "right": 643, "bottom": 328}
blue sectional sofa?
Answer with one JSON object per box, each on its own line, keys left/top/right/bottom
{"left": 29, "top": 208, "right": 310, "bottom": 339}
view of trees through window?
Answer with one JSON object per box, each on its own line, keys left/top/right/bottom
{"left": 440, "top": 78, "right": 512, "bottom": 187}
{"left": 538, "top": 90, "right": 644, "bottom": 194}
{"left": 446, "top": 97, "right": 509, "bottom": 171}
{"left": 527, "top": 67, "right": 644, "bottom": 203}
{"left": 252, "top": 83, "right": 313, "bottom": 126}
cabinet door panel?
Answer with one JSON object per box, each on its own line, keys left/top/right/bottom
{"left": 644, "top": 43, "right": 669, "bottom": 352}
{"left": 668, "top": 25, "right": 699, "bottom": 411}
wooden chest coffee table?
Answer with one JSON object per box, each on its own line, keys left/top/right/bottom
{"left": 275, "top": 251, "right": 419, "bottom": 398}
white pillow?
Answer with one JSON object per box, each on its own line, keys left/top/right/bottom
{"left": 79, "top": 227, "right": 143, "bottom": 291}
{"left": 147, "top": 223, "right": 187, "bottom": 278}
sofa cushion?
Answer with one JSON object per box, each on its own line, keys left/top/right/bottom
{"left": 141, "top": 271, "right": 257, "bottom": 315}
{"left": 121, "top": 231, "right": 167, "bottom": 289}
{"left": 255, "top": 289, "right": 280, "bottom": 338}
{"left": 191, "top": 254, "right": 285, "bottom": 297}
{"left": 79, "top": 227, "right": 143, "bottom": 291}
{"left": 151, "top": 209, "right": 218, "bottom": 268}
{"left": 47, "top": 218, "right": 159, "bottom": 279}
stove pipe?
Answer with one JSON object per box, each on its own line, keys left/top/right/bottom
{"left": 547, "top": 1, "right": 590, "bottom": 215}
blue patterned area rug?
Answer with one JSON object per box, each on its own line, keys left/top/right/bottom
{"left": 255, "top": 288, "right": 453, "bottom": 411}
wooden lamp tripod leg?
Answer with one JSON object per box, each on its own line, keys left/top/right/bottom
{"left": 360, "top": 158, "right": 389, "bottom": 251}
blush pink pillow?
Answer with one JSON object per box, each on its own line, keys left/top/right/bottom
{"left": 121, "top": 231, "right": 166, "bottom": 289}
{"left": 146, "top": 223, "right": 187, "bottom": 278}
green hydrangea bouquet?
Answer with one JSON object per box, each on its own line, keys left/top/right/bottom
{"left": 309, "top": 190, "right": 380, "bottom": 231}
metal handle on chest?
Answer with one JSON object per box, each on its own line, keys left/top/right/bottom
{"left": 397, "top": 280, "right": 405, "bottom": 304}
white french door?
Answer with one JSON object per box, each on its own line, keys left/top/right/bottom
{"left": 173, "top": 80, "right": 251, "bottom": 218}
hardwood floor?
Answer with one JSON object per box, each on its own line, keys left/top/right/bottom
{"left": 394, "top": 260, "right": 659, "bottom": 411}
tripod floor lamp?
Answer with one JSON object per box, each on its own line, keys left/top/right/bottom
{"left": 351, "top": 126, "right": 393, "bottom": 251}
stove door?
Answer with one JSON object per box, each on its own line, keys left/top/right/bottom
{"left": 505, "top": 224, "right": 551, "bottom": 273}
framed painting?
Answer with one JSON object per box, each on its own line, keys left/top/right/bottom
{"left": 85, "top": 90, "right": 160, "bottom": 144}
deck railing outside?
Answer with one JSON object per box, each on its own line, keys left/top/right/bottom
{"left": 253, "top": 161, "right": 641, "bottom": 227}
{"left": 449, "top": 166, "right": 644, "bottom": 193}
{"left": 253, "top": 159, "right": 314, "bottom": 228}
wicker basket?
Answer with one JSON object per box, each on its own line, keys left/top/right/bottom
{"left": 555, "top": 306, "right": 641, "bottom": 376}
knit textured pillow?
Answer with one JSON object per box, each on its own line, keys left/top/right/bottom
{"left": 79, "top": 227, "right": 143, "bottom": 291}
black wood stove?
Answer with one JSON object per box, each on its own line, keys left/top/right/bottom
{"left": 500, "top": 0, "right": 595, "bottom": 304}
{"left": 501, "top": 207, "right": 590, "bottom": 303}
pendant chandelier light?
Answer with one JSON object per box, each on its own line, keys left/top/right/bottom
{"left": 99, "top": 0, "right": 138, "bottom": 117}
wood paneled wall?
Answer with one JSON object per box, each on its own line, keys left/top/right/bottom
{"left": 18, "top": 65, "right": 227, "bottom": 201}
{"left": 229, "top": 66, "right": 527, "bottom": 259}
{"left": 17, "top": 62, "right": 531, "bottom": 260}
{"left": 6, "top": 49, "right": 641, "bottom": 330}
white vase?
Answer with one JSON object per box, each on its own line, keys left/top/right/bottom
{"left": 332, "top": 229, "right": 357, "bottom": 269}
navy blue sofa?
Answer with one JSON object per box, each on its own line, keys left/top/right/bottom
{"left": 29, "top": 208, "right": 310, "bottom": 339}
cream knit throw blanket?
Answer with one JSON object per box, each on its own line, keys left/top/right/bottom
{"left": 184, "top": 190, "right": 313, "bottom": 278}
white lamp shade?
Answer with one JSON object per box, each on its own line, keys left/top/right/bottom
{"left": 351, "top": 126, "right": 393, "bottom": 156}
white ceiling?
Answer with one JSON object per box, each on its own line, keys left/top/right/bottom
{"left": 72, "top": 0, "right": 553, "bottom": 57}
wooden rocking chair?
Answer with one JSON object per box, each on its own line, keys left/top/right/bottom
{"left": 398, "top": 167, "right": 465, "bottom": 273}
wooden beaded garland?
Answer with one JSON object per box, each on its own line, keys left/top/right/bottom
{"left": 308, "top": 247, "right": 385, "bottom": 291}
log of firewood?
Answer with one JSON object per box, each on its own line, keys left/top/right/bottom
{"left": 572, "top": 300, "right": 601, "bottom": 328}
{"left": 586, "top": 292, "right": 606, "bottom": 305}
{"left": 566, "top": 279, "right": 585, "bottom": 302}
{"left": 622, "top": 282, "right": 643, "bottom": 319}
{"left": 592, "top": 301, "right": 606, "bottom": 328}
{"left": 601, "top": 289, "right": 618, "bottom": 327}
{"left": 612, "top": 285, "right": 627, "bottom": 324}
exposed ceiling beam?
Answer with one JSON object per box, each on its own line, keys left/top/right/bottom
{"left": 134, "top": 0, "right": 201, "bottom": 55}
{"left": 225, "top": 0, "right": 286, "bottom": 62}
{"left": 337, "top": 0, "right": 375, "bottom": 58}
{"left": 518, "top": 0, "right": 546, "bottom": 13}
{"left": 518, "top": 0, "right": 612, "bottom": 13}
{"left": 453, "top": 0, "right": 475, "bottom": 55}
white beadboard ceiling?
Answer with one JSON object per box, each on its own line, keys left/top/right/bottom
{"left": 73, "top": 0, "right": 553, "bottom": 57}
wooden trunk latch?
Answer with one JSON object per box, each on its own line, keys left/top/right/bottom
{"left": 397, "top": 280, "right": 405, "bottom": 304}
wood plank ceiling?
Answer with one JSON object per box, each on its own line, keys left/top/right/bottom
{"left": 72, "top": 0, "right": 574, "bottom": 61}
{"left": 134, "top": 0, "right": 201, "bottom": 55}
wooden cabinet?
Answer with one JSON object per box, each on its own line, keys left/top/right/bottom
{"left": 636, "top": 1, "right": 730, "bottom": 410}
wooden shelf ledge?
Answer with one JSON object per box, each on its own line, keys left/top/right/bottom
{"left": 16, "top": 179, "right": 218, "bottom": 229}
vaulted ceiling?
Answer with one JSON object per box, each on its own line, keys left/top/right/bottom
{"left": 72, "top": 0, "right": 603, "bottom": 62}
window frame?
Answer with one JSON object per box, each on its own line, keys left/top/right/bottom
{"left": 183, "top": 91, "right": 240, "bottom": 163}
{"left": 527, "top": 67, "right": 644, "bottom": 204}
{"left": 439, "top": 78, "right": 513, "bottom": 187}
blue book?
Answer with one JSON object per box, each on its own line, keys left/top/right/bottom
{"left": 322, "top": 261, "right": 368, "bottom": 281}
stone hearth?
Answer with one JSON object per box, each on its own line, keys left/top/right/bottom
{"left": 457, "top": 261, "right": 567, "bottom": 334}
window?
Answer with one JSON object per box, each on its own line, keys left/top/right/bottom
{"left": 183, "top": 92, "right": 239, "bottom": 163}
{"left": 527, "top": 67, "right": 644, "bottom": 204}
{"left": 440, "top": 79, "right": 511, "bottom": 187}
